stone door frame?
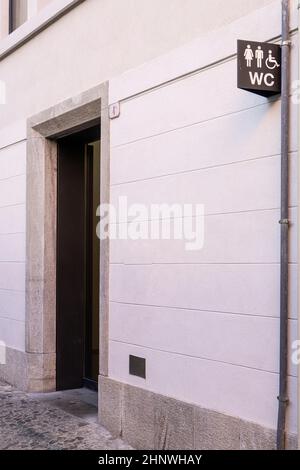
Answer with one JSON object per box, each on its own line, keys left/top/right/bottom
{"left": 25, "top": 83, "right": 110, "bottom": 392}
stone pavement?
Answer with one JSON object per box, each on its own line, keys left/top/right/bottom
{"left": 0, "top": 382, "right": 131, "bottom": 450}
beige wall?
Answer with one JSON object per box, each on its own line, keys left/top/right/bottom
{"left": 37, "top": 0, "right": 54, "bottom": 11}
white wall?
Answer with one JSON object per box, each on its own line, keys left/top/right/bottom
{"left": 108, "top": 1, "right": 299, "bottom": 434}
{"left": 0, "top": 0, "right": 276, "bottom": 352}
{"left": 0, "top": 131, "right": 26, "bottom": 351}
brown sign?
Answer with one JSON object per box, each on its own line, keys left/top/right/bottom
{"left": 237, "top": 40, "right": 281, "bottom": 97}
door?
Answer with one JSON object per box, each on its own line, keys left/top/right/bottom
{"left": 56, "top": 125, "right": 100, "bottom": 391}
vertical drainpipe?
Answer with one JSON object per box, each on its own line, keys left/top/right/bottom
{"left": 277, "top": 0, "right": 291, "bottom": 451}
{"left": 298, "top": 0, "right": 300, "bottom": 453}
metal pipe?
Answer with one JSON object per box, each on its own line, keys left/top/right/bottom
{"left": 277, "top": 0, "right": 291, "bottom": 451}
{"left": 297, "top": 0, "right": 300, "bottom": 452}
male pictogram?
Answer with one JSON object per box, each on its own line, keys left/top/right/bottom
{"left": 255, "top": 46, "right": 264, "bottom": 68}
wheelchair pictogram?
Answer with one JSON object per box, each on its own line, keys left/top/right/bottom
{"left": 266, "top": 50, "right": 280, "bottom": 70}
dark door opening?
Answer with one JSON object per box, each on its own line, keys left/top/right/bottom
{"left": 56, "top": 125, "right": 100, "bottom": 391}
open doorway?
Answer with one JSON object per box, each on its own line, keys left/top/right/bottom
{"left": 56, "top": 125, "right": 100, "bottom": 391}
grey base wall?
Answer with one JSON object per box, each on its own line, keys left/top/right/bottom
{"left": 98, "top": 376, "right": 297, "bottom": 450}
{"left": 0, "top": 346, "right": 55, "bottom": 392}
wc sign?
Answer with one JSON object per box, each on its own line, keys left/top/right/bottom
{"left": 237, "top": 40, "right": 281, "bottom": 96}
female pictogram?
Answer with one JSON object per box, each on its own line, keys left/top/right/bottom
{"left": 244, "top": 45, "right": 254, "bottom": 67}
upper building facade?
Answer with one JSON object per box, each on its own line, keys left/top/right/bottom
{"left": 0, "top": 0, "right": 299, "bottom": 450}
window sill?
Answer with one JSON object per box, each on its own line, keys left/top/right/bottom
{"left": 0, "top": 0, "right": 84, "bottom": 62}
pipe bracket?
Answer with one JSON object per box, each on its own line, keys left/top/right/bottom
{"left": 281, "top": 40, "right": 292, "bottom": 47}
{"left": 279, "top": 218, "right": 290, "bottom": 225}
{"left": 277, "top": 395, "right": 290, "bottom": 405}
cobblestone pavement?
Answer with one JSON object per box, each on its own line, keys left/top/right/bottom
{"left": 0, "top": 382, "right": 131, "bottom": 450}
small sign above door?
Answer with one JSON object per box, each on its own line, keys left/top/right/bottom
{"left": 237, "top": 40, "right": 281, "bottom": 97}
